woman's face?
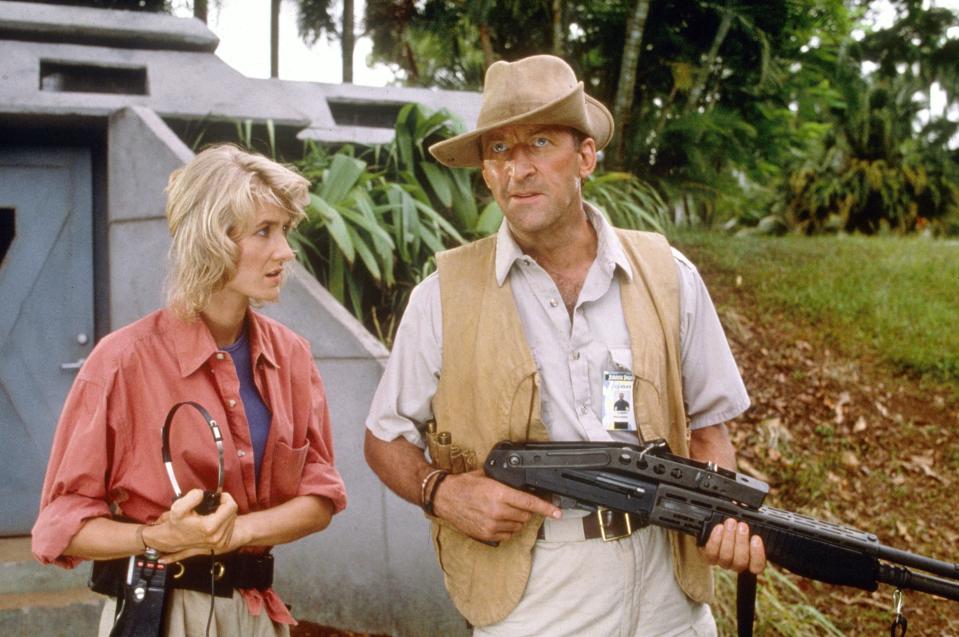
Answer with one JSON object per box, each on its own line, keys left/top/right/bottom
{"left": 221, "top": 202, "right": 295, "bottom": 305}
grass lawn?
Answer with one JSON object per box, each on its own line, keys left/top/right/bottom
{"left": 674, "top": 233, "right": 959, "bottom": 396}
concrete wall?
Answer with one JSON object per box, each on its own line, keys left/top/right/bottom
{"left": 107, "top": 106, "right": 467, "bottom": 636}
{"left": 0, "top": 2, "right": 481, "bottom": 147}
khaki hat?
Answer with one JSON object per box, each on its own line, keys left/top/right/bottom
{"left": 429, "top": 55, "right": 614, "bottom": 168}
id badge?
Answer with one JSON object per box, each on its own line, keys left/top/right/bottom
{"left": 602, "top": 370, "right": 636, "bottom": 431}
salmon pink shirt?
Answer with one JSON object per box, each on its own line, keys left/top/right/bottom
{"left": 32, "top": 307, "right": 346, "bottom": 624}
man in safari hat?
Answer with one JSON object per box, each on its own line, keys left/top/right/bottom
{"left": 364, "top": 54, "right": 765, "bottom": 635}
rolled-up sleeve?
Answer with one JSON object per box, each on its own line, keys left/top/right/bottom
{"left": 296, "top": 362, "right": 347, "bottom": 513}
{"left": 364, "top": 273, "right": 443, "bottom": 448}
{"left": 32, "top": 377, "right": 115, "bottom": 568}
{"left": 674, "top": 249, "right": 751, "bottom": 429}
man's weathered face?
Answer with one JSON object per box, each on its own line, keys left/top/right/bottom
{"left": 480, "top": 125, "right": 597, "bottom": 243}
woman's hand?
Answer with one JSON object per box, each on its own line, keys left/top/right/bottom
{"left": 142, "top": 489, "right": 241, "bottom": 563}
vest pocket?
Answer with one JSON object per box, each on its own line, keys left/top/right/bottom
{"left": 433, "top": 523, "right": 477, "bottom": 601}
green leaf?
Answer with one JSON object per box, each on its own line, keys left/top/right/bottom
{"left": 320, "top": 155, "right": 367, "bottom": 204}
{"left": 421, "top": 162, "right": 453, "bottom": 207}
{"left": 309, "top": 193, "right": 355, "bottom": 263}
{"left": 412, "top": 199, "right": 466, "bottom": 244}
{"left": 476, "top": 201, "right": 503, "bottom": 235}
{"left": 327, "top": 235, "right": 345, "bottom": 303}
{"left": 347, "top": 225, "right": 382, "bottom": 281}
{"left": 449, "top": 168, "right": 478, "bottom": 228}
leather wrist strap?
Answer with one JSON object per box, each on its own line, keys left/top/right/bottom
{"left": 423, "top": 470, "right": 450, "bottom": 516}
{"left": 420, "top": 468, "right": 446, "bottom": 513}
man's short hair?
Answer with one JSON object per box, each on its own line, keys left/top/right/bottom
{"left": 164, "top": 144, "right": 310, "bottom": 319}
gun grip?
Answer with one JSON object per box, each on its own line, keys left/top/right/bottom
{"left": 697, "top": 513, "right": 726, "bottom": 547}
{"left": 195, "top": 490, "right": 220, "bottom": 515}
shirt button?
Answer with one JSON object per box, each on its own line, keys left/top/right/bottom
{"left": 237, "top": 450, "right": 246, "bottom": 458}
{"left": 580, "top": 405, "right": 589, "bottom": 415}
{"left": 215, "top": 352, "right": 225, "bottom": 360}
{"left": 548, "top": 298, "right": 558, "bottom": 308}
{"left": 571, "top": 351, "right": 581, "bottom": 361}
{"left": 227, "top": 399, "right": 237, "bottom": 408}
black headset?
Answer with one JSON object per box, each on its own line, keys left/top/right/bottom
{"left": 161, "top": 401, "right": 224, "bottom": 515}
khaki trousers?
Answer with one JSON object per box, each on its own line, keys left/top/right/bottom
{"left": 98, "top": 589, "right": 289, "bottom": 637}
{"left": 474, "top": 525, "right": 717, "bottom": 637}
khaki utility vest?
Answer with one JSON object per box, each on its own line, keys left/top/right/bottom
{"left": 431, "top": 229, "right": 714, "bottom": 627}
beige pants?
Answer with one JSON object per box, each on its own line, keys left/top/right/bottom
{"left": 474, "top": 525, "right": 717, "bottom": 637}
{"left": 98, "top": 589, "right": 289, "bottom": 637}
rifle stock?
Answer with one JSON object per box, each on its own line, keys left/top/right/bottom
{"left": 485, "top": 440, "right": 959, "bottom": 603}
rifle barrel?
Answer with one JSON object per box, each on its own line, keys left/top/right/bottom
{"left": 877, "top": 545, "right": 959, "bottom": 582}
{"left": 878, "top": 564, "right": 959, "bottom": 602}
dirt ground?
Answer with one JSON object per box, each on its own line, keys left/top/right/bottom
{"left": 293, "top": 249, "right": 959, "bottom": 636}
{"left": 690, "top": 246, "right": 959, "bottom": 636}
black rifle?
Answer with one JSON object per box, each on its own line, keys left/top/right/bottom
{"left": 485, "top": 440, "right": 959, "bottom": 632}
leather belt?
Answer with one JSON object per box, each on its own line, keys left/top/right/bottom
{"left": 90, "top": 552, "right": 274, "bottom": 599}
{"left": 167, "top": 552, "right": 273, "bottom": 597}
{"left": 537, "top": 507, "right": 635, "bottom": 542}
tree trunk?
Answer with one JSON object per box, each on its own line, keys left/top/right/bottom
{"left": 342, "top": 0, "right": 354, "bottom": 83}
{"left": 609, "top": 0, "right": 651, "bottom": 168}
{"left": 684, "top": 7, "right": 733, "bottom": 113}
{"left": 479, "top": 24, "right": 496, "bottom": 69}
{"left": 551, "top": 0, "right": 564, "bottom": 56}
{"left": 270, "top": 0, "right": 281, "bottom": 78}
{"left": 194, "top": 0, "right": 207, "bottom": 23}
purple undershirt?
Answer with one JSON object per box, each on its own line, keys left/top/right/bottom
{"left": 223, "top": 329, "right": 272, "bottom": 484}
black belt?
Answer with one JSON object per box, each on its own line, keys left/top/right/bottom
{"left": 90, "top": 552, "right": 274, "bottom": 599}
{"left": 537, "top": 508, "right": 635, "bottom": 541}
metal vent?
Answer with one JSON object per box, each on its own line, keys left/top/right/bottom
{"left": 39, "top": 60, "right": 148, "bottom": 95}
{"left": 327, "top": 99, "right": 404, "bottom": 128}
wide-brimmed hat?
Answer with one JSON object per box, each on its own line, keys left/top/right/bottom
{"left": 429, "top": 55, "right": 614, "bottom": 168}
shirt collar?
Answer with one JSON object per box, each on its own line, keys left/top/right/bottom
{"left": 246, "top": 310, "right": 280, "bottom": 370}
{"left": 167, "top": 308, "right": 279, "bottom": 378}
{"left": 493, "top": 202, "right": 633, "bottom": 286}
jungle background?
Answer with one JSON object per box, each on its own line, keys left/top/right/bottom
{"left": 27, "top": 0, "right": 959, "bottom": 634}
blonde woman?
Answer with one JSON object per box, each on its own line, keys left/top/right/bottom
{"left": 32, "top": 144, "right": 346, "bottom": 636}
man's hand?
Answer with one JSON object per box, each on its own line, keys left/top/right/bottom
{"left": 432, "top": 469, "right": 561, "bottom": 543}
{"left": 701, "top": 518, "right": 767, "bottom": 575}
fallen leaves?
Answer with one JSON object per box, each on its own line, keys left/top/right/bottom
{"left": 685, "top": 248, "right": 959, "bottom": 636}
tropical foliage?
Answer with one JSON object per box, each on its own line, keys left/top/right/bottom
{"left": 288, "top": 104, "right": 670, "bottom": 343}
{"left": 772, "top": 2, "right": 959, "bottom": 234}
{"left": 353, "top": 0, "right": 958, "bottom": 236}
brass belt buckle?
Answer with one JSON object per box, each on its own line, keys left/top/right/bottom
{"left": 597, "top": 506, "right": 632, "bottom": 542}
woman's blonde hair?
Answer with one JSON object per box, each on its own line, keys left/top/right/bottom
{"left": 165, "top": 144, "right": 310, "bottom": 319}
